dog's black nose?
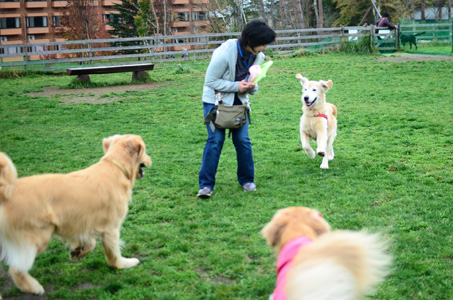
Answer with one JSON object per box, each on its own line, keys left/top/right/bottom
{"left": 304, "top": 96, "right": 309, "bottom": 102}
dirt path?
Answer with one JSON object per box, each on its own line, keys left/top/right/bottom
{"left": 27, "top": 82, "right": 167, "bottom": 104}
{"left": 377, "top": 53, "right": 453, "bottom": 62}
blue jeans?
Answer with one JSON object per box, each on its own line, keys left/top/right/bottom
{"left": 199, "top": 102, "right": 254, "bottom": 190}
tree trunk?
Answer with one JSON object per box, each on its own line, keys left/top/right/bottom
{"left": 437, "top": 0, "right": 446, "bottom": 20}
{"left": 421, "top": 0, "right": 426, "bottom": 20}
{"left": 313, "top": 0, "right": 319, "bottom": 27}
{"left": 448, "top": 0, "right": 452, "bottom": 20}
{"left": 279, "top": 0, "right": 286, "bottom": 29}
{"left": 292, "top": 0, "right": 305, "bottom": 29}
{"left": 317, "top": 0, "right": 324, "bottom": 28}
{"left": 163, "top": 0, "right": 167, "bottom": 36}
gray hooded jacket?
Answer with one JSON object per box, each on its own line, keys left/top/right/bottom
{"left": 202, "top": 39, "right": 265, "bottom": 106}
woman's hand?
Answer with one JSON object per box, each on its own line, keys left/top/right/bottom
{"left": 238, "top": 81, "right": 256, "bottom": 93}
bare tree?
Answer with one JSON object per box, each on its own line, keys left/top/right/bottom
{"left": 437, "top": 0, "right": 446, "bottom": 19}
{"left": 313, "top": 0, "right": 324, "bottom": 29}
{"left": 257, "top": 0, "right": 266, "bottom": 21}
{"left": 421, "top": 0, "right": 426, "bottom": 20}
{"left": 292, "top": 0, "right": 305, "bottom": 29}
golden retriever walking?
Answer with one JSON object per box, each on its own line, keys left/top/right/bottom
{"left": 0, "top": 134, "right": 152, "bottom": 294}
{"left": 261, "top": 207, "right": 391, "bottom": 300}
{"left": 296, "top": 74, "right": 337, "bottom": 168}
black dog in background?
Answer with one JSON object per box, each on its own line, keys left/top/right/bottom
{"left": 400, "top": 32, "right": 426, "bottom": 50}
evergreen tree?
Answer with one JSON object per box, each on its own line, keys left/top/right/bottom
{"left": 109, "top": 0, "right": 139, "bottom": 37}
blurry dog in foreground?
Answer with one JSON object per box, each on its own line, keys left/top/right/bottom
{"left": 296, "top": 74, "right": 337, "bottom": 169}
{"left": 261, "top": 207, "right": 391, "bottom": 300}
{"left": 0, "top": 134, "right": 152, "bottom": 294}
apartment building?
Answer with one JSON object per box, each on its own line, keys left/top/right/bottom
{"left": 0, "top": 0, "right": 210, "bottom": 47}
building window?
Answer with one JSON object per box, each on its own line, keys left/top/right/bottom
{"left": 26, "top": 16, "right": 48, "bottom": 28}
{"left": 0, "top": 17, "right": 21, "bottom": 29}
{"left": 52, "top": 16, "right": 61, "bottom": 27}
{"left": 176, "top": 12, "right": 189, "bottom": 22}
{"left": 0, "top": 0, "right": 20, "bottom": 2}
{"left": 192, "top": 12, "right": 208, "bottom": 21}
{"left": 25, "top": 0, "right": 47, "bottom": 2}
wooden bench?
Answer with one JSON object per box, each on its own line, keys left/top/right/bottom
{"left": 67, "top": 63, "right": 155, "bottom": 82}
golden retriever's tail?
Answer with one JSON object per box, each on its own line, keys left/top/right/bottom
{"left": 285, "top": 230, "right": 391, "bottom": 300}
{"left": 0, "top": 152, "right": 17, "bottom": 203}
{"left": 0, "top": 153, "right": 38, "bottom": 273}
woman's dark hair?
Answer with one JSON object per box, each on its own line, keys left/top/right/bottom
{"left": 239, "top": 19, "right": 276, "bottom": 50}
{"left": 382, "top": 12, "right": 390, "bottom": 18}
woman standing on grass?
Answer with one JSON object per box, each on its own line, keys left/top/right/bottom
{"left": 197, "top": 19, "right": 276, "bottom": 198}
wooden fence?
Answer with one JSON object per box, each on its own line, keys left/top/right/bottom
{"left": 0, "top": 25, "right": 439, "bottom": 71}
{"left": 399, "top": 22, "right": 453, "bottom": 44}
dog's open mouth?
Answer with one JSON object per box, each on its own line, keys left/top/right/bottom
{"left": 137, "top": 163, "right": 147, "bottom": 179}
{"left": 305, "top": 97, "right": 317, "bottom": 107}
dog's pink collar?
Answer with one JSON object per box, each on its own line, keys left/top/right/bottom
{"left": 273, "top": 236, "right": 312, "bottom": 300}
{"left": 315, "top": 114, "right": 328, "bottom": 120}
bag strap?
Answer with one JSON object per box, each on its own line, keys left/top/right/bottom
{"left": 204, "top": 105, "right": 218, "bottom": 132}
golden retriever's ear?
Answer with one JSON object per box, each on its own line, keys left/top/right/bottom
{"left": 296, "top": 73, "right": 308, "bottom": 86}
{"left": 125, "top": 137, "right": 143, "bottom": 158}
{"left": 261, "top": 220, "right": 284, "bottom": 248}
{"left": 261, "top": 208, "right": 291, "bottom": 248}
{"left": 320, "top": 80, "right": 333, "bottom": 91}
{"left": 103, "top": 137, "right": 112, "bottom": 154}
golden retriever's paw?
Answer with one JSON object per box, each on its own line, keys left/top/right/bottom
{"left": 70, "top": 240, "right": 96, "bottom": 259}
{"left": 28, "top": 281, "right": 45, "bottom": 295}
{"left": 10, "top": 270, "right": 45, "bottom": 295}
{"left": 320, "top": 161, "right": 329, "bottom": 169}
{"left": 71, "top": 247, "right": 84, "bottom": 259}
{"left": 117, "top": 257, "right": 140, "bottom": 269}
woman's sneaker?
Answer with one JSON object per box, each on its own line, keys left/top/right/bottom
{"left": 243, "top": 183, "right": 257, "bottom": 192}
{"left": 197, "top": 187, "right": 212, "bottom": 198}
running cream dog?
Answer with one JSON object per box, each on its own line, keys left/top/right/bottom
{"left": 296, "top": 74, "right": 337, "bottom": 168}
{"left": 261, "top": 207, "right": 391, "bottom": 300}
{"left": 0, "top": 134, "right": 152, "bottom": 295}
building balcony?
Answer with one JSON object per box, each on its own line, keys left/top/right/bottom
{"left": 102, "top": 0, "right": 121, "bottom": 6}
{"left": 0, "top": 39, "right": 22, "bottom": 46}
{"left": 193, "top": 20, "right": 209, "bottom": 26}
{"left": 172, "top": 0, "right": 190, "bottom": 4}
{"left": 27, "top": 27, "right": 49, "bottom": 34}
{"left": 28, "top": 38, "right": 50, "bottom": 43}
{"left": 0, "top": 28, "right": 22, "bottom": 36}
{"left": 191, "top": 0, "right": 209, "bottom": 4}
{"left": 171, "top": 21, "right": 190, "bottom": 27}
{"left": 25, "top": 1, "right": 48, "bottom": 8}
{"left": 0, "top": 2, "right": 21, "bottom": 9}
{"left": 51, "top": 1, "right": 68, "bottom": 8}
{"left": 172, "top": 30, "right": 191, "bottom": 36}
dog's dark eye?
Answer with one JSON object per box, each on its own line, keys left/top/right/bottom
{"left": 313, "top": 89, "right": 317, "bottom": 92}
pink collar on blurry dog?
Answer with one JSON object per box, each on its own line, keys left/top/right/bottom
{"left": 273, "top": 236, "right": 313, "bottom": 300}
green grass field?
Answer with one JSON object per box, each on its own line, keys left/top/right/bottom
{"left": 0, "top": 52, "right": 452, "bottom": 300}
